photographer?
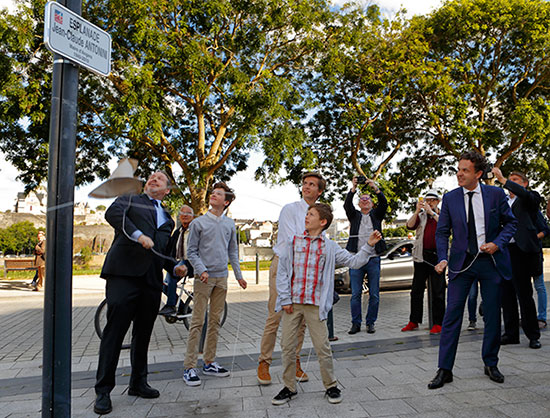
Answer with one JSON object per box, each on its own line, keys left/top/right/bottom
{"left": 402, "top": 190, "right": 445, "bottom": 334}
{"left": 344, "top": 176, "right": 388, "bottom": 335}
{"left": 493, "top": 168, "right": 542, "bottom": 349}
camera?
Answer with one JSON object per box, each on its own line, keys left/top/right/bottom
{"left": 356, "top": 175, "right": 367, "bottom": 184}
{"left": 481, "top": 164, "right": 494, "bottom": 180}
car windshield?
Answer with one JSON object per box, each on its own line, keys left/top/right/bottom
{"left": 380, "top": 239, "right": 413, "bottom": 257}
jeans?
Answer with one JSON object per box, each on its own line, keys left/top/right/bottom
{"left": 162, "top": 260, "right": 191, "bottom": 306}
{"left": 350, "top": 256, "right": 380, "bottom": 325}
{"left": 533, "top": 274, "right": 547, "bottom": 322}
{"left": 467, "top": 279, "right": 479, "bottom": 322}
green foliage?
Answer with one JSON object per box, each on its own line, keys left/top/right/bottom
{"left": 238, "top": 228, "right": 249, "bottom": 244}
{"left": 383, "top": 226, "right": 410, "bottom": 238}
{"left": 0, "top": 0, "right": 333, "bottom": 214}
{"left": 0, "top": 221, "right": 39, "bottom": 255}
{"left": 76, "top": 246, "right": 93, "bottom": 268}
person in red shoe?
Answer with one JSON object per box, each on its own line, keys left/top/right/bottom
{"left": 402, "top": 190, "right": 446, "bottom": 334}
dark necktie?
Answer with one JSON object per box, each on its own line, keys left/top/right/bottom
{"left": 467, "top": 191, "right": 478, "bottom": 254}
{"left": 176, "top": 228, "right": 185, "bottom": 260}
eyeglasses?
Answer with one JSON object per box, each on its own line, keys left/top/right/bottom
{"left": 359, "top": 197, "right": 371, "bottom": 201}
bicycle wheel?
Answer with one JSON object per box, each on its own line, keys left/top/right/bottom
{"left": 94, "top": 299, "right": 132, "bottom": 350}
{"left": 181, "top": 295, "right": 228, "bottom": 331}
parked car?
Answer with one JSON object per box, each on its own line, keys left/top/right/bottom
{"left": 334, "top": 238, "right": 415, "bottom": 293}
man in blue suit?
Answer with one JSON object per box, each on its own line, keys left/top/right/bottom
{"left": 428, "top": 151, "right": 517, "bottom": 389}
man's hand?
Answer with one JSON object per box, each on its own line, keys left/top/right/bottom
{"left": 282, "top": 304, "right": 293, "bottom": 314}
{"left": 435, "top": 260, "right": 448, "bottom": 274}
{"left": 480, "top": 242, "right": 498, "bottom": 255}
{"left": 367, "top": 230, "right": 382, "bottom": 247}
{"left": 200, "top": 271, "right": 209, "bottom": 283}
{"left": 366, "top": 179, "right": 380, "bottom": 193}
{"left": 237, "top": 278, "right": 247, "bottom": 289}
{"left": 491, "top": 167, "right": 506, "bottom": 184}
{"left": 137, "top": 235, "right": 154, "bottom": 249}
{"left": 174, "top": 264, "right": 188, "bottom": 277}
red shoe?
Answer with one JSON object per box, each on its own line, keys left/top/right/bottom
{"left": 401, "top": 321, "right": 418, "bottom": 332}
{"left": 430, "top": 325, "right": 442, "bottom": 334}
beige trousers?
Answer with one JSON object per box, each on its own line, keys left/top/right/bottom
{"left": 184, "top": 276, "right": 227, "bottom": 369}
{"left": 258, "top": 256, "right": 305, "bottom": 364}
{"left": 281, "top": 303, "right": 336, "bottom": 391}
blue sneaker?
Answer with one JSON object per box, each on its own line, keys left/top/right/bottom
{"left": 183, "top": 368, "right": 201, "bottom": 386}
{"left": 202, "top": 362, "right": 230, "bottom": 377}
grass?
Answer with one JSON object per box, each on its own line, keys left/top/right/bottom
{"left": 1, "top": 267, "right": 102, "bottom": 280}
{"left": 1, "top": 260, "right": 270, "bottom": 280}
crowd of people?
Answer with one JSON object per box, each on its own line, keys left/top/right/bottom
{"left": 92, "top": 151, "right": 550, "bottom": 414}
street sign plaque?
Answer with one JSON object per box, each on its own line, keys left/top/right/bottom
{"left": 44, "top": 1, "right": 111, "bottom": 76}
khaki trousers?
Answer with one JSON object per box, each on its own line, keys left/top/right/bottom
{"left": 258, "top": 256, "right": 305, "bottom": 364}
{"left": 281, "top": 304, "right": 336, "bottom": 391}
{"left": 184, "top": 276, "right": 227, "bottom": 369}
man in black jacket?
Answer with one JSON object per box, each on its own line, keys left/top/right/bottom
{"left": 493, "top": 168, "right": 542, "bottom": 349}
{"left": 344, "top": 176, "right": 388, "bottom": 334}
{"left": 94, "top": 172, "right": 186, "bottom": 415}
{"left": 158, "top": 205, "right": 195, "bottom": 316}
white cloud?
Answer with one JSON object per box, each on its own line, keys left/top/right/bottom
{"left": 332, "top": 0, "right": 443, "bottom": 17}
{"left": 0, "top": 0, "right": 16, "bottom": 12}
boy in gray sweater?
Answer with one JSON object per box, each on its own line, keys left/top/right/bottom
{"left": 183, "top": 182, "right": 247, "bottom": 386}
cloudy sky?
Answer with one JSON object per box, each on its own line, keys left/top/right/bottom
{"left": 0, "top": 0, "right": 444, "bottom": 220}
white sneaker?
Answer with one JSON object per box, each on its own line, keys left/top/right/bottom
{"left": 183, "top": 368, "right": 201, "bottom": 386}
{"left": 202, "top": 361, "right": 230, "bottom": 377}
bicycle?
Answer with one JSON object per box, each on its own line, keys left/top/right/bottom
{"left": 94, "top": 275, "right": 229, "bottom": 349}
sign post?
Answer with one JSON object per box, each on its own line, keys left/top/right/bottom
{"left": 42, "top": 1, "right": 111, "bottom": 416}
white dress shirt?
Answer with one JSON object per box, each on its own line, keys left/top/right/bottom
{"left": 273, "top": 199, "right": 309, "bottom": 257}
{"left": 462, "top": 183, "right": 486, "bottom": 250}
{"left": 357, "top": 213, "right": 374, "bottom": 250}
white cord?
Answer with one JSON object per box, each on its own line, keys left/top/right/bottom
{"left": 229, "top": 284, "right": 244, "bottom": 382}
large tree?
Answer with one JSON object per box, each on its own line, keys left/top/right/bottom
{"left": 258, "top": 4, "right": 428, "bottom": 211}
{"left": 0, "top": 0, "right": 333, "bottom": 213}
{"left": 397, "top": 0, "right": 550, "bottom": 196}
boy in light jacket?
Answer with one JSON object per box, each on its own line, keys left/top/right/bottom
{"left": 272, "top": 203, "right": 382, "bottom": 405}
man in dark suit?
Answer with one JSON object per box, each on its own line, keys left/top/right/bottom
{"left": 344, "top": 176, "right": 388, "bottom": 335}
{"left": 428, "top": 151, "right": 517, "bottom": 389}
{"left": 159, "top": 205, "right": 195, "bottom": 316}
{"left": 492, "top": 168, "right": 542, "bottom": 349}
{"left": 94, "top": 171, "right": 185, "bottom": 415}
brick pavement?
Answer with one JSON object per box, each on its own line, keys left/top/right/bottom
{"left": 1, "top": 268, "right": 549, "bottom": 417}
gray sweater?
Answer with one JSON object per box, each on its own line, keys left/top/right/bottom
{"left": 187, "top": 211, "right": 243, "bottom": 280}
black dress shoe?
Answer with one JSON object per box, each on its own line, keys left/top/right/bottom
{"left": 366, "top": 323, "right": 376, "bottom": 334}
{"left": 428, "top": 369, "right": 453, "bottom": 389}
{"left": 158, "top": 305, "right": 176, "bottom": 316}
{"left": 529, "top": 339, "right": 542, "bottom": 349}
{"left": 500, "top": 335, "right": 520, "bottom": 345}
{"left": 128, "top": 383, "right": 160, "bottom": 398}
{"left": 348, "top": 324, "right": 361, "bottom": 335}
{"left": 94, "top": 393, "right": 112, "bottom": 415}
{"left": 484, "top": 366, "right": 504, "bottom": 383}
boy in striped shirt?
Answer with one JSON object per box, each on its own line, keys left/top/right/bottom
{"left": 272, "top": 203, "right": 382, "bottom": 405}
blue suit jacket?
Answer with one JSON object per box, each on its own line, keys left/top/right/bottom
{"left": 436, "top": 184, "right": 517, "bottom": 281}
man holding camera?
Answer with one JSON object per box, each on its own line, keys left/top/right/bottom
{"left": 344, "top": 176, "right": 388, "bottom": 335}
{"left": 402, "top": 190, "right": 445, "bottom": 335}
{"left": 492, "top": 168, "right": 542, "bottom": 349}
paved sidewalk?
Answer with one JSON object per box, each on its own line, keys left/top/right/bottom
{"left": 0, "top": 268, "right": 549, "bottom": 417}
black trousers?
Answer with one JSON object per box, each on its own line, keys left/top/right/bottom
{"left": 409, "top": 250, "right": 446, "bottom": 325}
{"left": 502, "top": 244, "right": 540, "bottom": 342}
{"left": 95, "top": 274, "right": 161, "bottom": 394}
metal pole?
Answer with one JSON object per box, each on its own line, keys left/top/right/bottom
{"left": 427, "top": 273, "right": 434, "bottom": 329}
{"left": 42, "top": 1, "right": 81, "bottom": 416}
{"left": 256, "top": 253, "right": 259, "bottom": 285}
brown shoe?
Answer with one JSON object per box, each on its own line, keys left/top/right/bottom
{"left": 296, "top": 358, "right": 309, "bottom": 382}
{"left": 257, "top": 361, "right": 271, "bottom": 385}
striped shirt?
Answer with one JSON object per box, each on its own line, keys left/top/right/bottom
{"left": 291, "top": 231, "right": 326, "bottom": 306}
